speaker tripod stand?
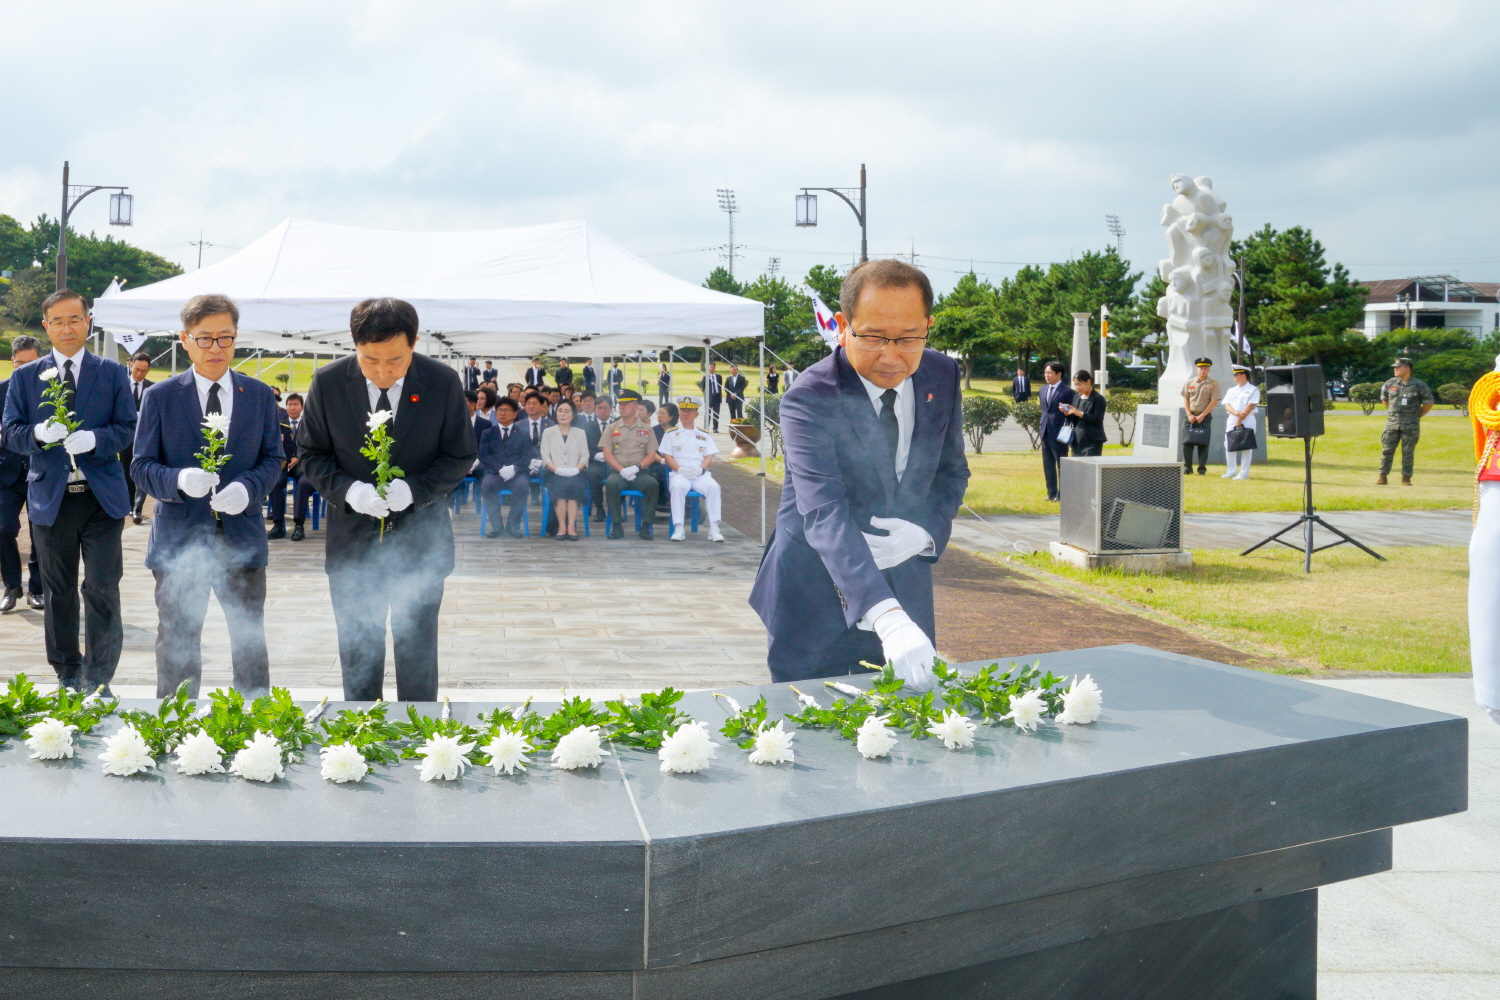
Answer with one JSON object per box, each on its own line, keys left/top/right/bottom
{"left": 1241, "top": 436, "right": 1385, "bottom": 573}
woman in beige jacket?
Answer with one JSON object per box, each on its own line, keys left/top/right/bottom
{"left": 541, "top": 399, "right": 590, "bottom": 540}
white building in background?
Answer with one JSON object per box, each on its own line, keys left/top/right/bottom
{"left": 1359, "top": 275, "right": 1500, "bottom": 339}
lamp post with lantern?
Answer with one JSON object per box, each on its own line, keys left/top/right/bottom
{"left": 795, "top": 163, "right": 868, "bottom": 264}
{"left": 55, "top": 160, "right": 133, "bottom": 291}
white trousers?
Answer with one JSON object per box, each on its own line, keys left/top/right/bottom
{"left": 669, "top": 470, "right": 721, "bottom": 528}
{"left": 1225, "top": 449, "right": 1253, "bottom": 477}
{"left": 1469, "top": 482, "right": 1500, "bottom": 720}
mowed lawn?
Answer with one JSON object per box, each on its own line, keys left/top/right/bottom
{"left": 1014, "top": 545, "right": 1470, "bottom": 675}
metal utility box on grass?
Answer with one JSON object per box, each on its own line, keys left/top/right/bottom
{"left": 1053, "top": 456, "right": 1193, "bottom": 573}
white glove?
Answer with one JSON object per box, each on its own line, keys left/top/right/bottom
{"left": 385, "top": 478, "right": 413, "bottom": 512}
{"left": 34, "top": 420, "right": 69, "bottom": 444}
{"left": 345, "top": 481, "right": 391, "bottom": 519}
{"left": 177, "top": 467, "right": 220, "bottom": 498}
{"left": 63, "top": 430, "right": 96, "bottom": 455}
{"left": 529, "top": 458, "right": 543, "bottom": 474}
{"left": 554, "top": 466, "right": 579, "bottom": 478}
{"left": 677, "top": 464, "right": 702, "bottom": 481}
{"left": 593, "top": 451, "right": 604, "bottom": 462}
{"left": 209, "top": 481, "right": 249, "bottom": 515}
{"left": 862, "top": 516, "right": 934, "bottom": 571}
{"left": 620, "top": 465, "right": 639, "bottom": 482}
{"left": 499, "top": 464, "right": 516, "bottom": 480}
{"left": 874, "top": 609, "right": 939, "bottom": 691}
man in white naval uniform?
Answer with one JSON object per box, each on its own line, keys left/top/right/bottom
{"left": 657, "top": 397, "right": 724, "bottom": 543}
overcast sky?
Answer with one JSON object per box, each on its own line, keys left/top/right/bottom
{"left": 3, "top": 1, "right": 1497, "bottom": 295}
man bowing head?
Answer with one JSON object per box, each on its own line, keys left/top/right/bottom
{"left": 132, "top": 294, "right": 284, "bottom": 698}
{"left": 298, "top": 298, "right": 476, "bottom": 702}
{"left": 750, "top": 260, "right": 969, "bottom": 688}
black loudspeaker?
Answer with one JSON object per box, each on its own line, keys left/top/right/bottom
{"left": 1264, "top": 364, "right": 1325, "bottom": 438}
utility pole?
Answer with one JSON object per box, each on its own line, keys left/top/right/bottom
{"left": 716, "top": 188, "right": 739, "bottom": 279}
{"left": 1105, "top": 215, "right": 1125, "bottom": 253}
{"left": 55, "top": 160, "right": 132, "bottom": 290}
{"left": 767, "top": 257, "right": 780, "bottom": 278}
{"left": 188, "top": 230, "right": 216, "bottom": 269}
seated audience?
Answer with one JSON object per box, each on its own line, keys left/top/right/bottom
{"left": 541, "top": 399, "right": 590, "bottom": 541}
{"left": 478, "top": 398, "right": 531, "bottom": 538}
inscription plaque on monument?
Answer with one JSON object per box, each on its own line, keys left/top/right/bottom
{"left": 1141, "top": 412, "right": 1172, "bottom": 449}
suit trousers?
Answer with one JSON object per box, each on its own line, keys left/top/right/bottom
{"left": 585, "top": 460, "right": 608, "bottom": 513}
{"left": 479, "top": 470, "right": 530, "bottom": 533}
{"left": 1071, "top": 440, "right": 1103, "bottom": 458}
{"left": 267, "top": 468, "right": 315, "bottom": 525}
{"left": 706, "top": 395, "right": 723, "bottom": 431}
{"left": 768, "top": 623, "right": 884, "bottom": 683}
{"left": 121, "top": 444, "right": 141, "bottom": 514}
{"left": 33, "top": 487, "right": 124, "bottom": 689}
{"left": 152, "top": 544, "right": 269, "bottom": 698}
{"left": 0, "top": 480, "right": 40, "bottom": 594}
{"left": 329, "top": 565, "right": 444, "bottom": 701}
{"left": 1041, "top": 435, "right": 1067, "bottom": 499}
{"left": 727, "top": 396, "right": 744, "bottom": 420}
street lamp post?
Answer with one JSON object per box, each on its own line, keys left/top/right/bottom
{"left": 56, "top": 160, "right": 132, "bottom": 291}
{"left": 795, "top": 163, "right": 868, "bottom": 264}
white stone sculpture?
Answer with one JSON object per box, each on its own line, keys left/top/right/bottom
{"left": 1155, "top": 175, "right": 1235, "bottom": 405}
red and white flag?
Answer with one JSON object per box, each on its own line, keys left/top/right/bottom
{"left": 803, "top": 285, "right": 841, "bottom": 351}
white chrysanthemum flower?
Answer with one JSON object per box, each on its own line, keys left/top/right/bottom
{"left": 173, "top": 730, "right": 226, "bottom": 775}
{"left": 747, "top": 721, "right": 795, "bottom": 765}
{"left": 927, "top": 710, "right": 977, "bottom": 750}
{"left": 25, "top": 717, "right": 78, "bottom": 760}
{"left": 1003, "top": 689, "right": 1047, "bottom": 733}
{"left": 367, "top": 409, "right": 394, "bottom": 430}
{"left": 551, "top": 724, "right": 610, "bottom": 770}
{"left": 413, "top": 734, "right": 475, "bottom": 782}
{"left": 319, "top": 742, "right": 369, "bottom": 783}
{"left": 658, "top": 722, "right": 719, "bottom": 774}
{"left": 1057, "top": 675, "right": 1104, "bottom": 725}
{"left": 856, "top": 714, "right": 898, "bottom": 759}
{"left": 229, "top": 731, "right": 286, "bottom": 782}
{"left": 827, "top": 681, "right": 863, "bottom": 698}
{"left": 482, "top": 729, "right": 533, "bottom": 776}
{"left": 38, "top": 367, "right": 60, "bottom": 382}
{"left": 98, "top": 726, "right": 155, "bottom": 776}
{"left": 202, "top": 412, "right": 232, "bottom": 436}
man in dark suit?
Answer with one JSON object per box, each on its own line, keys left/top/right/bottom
{"left": 525, "top": 357, "right": 547, "bottom": 389}
{"left": 724, "top": 364, "right": 749, "bottom": 421}
{"left": 463, "top": 357, "right": 481, "bottom": 391}
{"left": 1037, "top": 361, "right": 1070, "bottom": 502}
{"left": 583, "top": 358, "right": 598, "bottom": 394}
{"left": 122, "top": 351, "right": 154, "bottom": 524}
{"left": 2, "top": 290, "right": 137, "bottom": 693}
{"left": 1010, "top": 366, "right": 1032, "bottom": 403}
{"left": 267, "top": 392, "right": 316, "bottom": 540}
{"left": 584, "top": 395, "right": 613, "bottom": 520}
{"left": 702, "top": 362, "right": 725, "bottom": 432}
{"left": 298, "top": 298, "right": 476, "bottom": 702}
{"left": 482, "top": 361, "right": 499, "bottom": 386}
{"left": 477, "top": 397, "right": 532, "bottom": 538}
{"left": 132, "top": 294, "right": 284, "bottom": 697}
{"left": 608, "top": 361, "right": 624, "bottom": 403}
{"left": 554, "top": 359, "right": 574, "bottom": 389}
{"left": 0, "top": 336, "right": 43, "bottom": 612}
{"left": 749, "top": 260, "right": 969, "bottom": 686}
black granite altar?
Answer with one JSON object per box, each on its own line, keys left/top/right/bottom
{"left": 0, "top": 644, "right": 1468, "bottom": 1000}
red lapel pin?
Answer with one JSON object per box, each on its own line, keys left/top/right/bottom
{"left": 926, "top": 393, "right": 933, "bottom": 402}
{"left": 409, "top": 394, "right": 419, "bottom": 403}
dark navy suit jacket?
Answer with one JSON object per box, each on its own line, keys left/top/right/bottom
{"left": 0, "top": 381, "right": 28, "bottom": 489}
{"left": 478, "top": 421, "right": 534, "bottom": 475}
{"left": 749, "top": 348, "right": 970, "bottom": 662}
{"left": 1038, "top": 380, "right": 1071, "bottom": 444}
{"left": 1, "top": 353, "right": 136, "bottom": 525}
{"left": 132, "top": 371, "right": 284, "bottom": 571}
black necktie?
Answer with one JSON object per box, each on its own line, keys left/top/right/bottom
{"left": 376, "top": 388, "right": 391, "bottom": 413}
{"left": 531, "top": 421, "right": 540, "bottom": 445}
{"left": 134, "top": 381, "right": 142, "bottom": 406}
{"left": 205, "top": 383, "right": 221, "bottom": 416}
{"left": 63, "top": 360, "right": 77, "bottom": 408}
{"left": 879, "top": 389, "right": 899, "bottom": 465}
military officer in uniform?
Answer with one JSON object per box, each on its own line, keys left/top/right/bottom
{"left": 658, "top": 397, "right": 725, "bottom": 543}
{"left": 1180, "top": 357, "right": 1220, "bottom": 475}
{"left": 601, "top": 388, "right": 660, "bottom": 539}
{"left": 1378, "top": 357, "right": 1435, "bottom": 485}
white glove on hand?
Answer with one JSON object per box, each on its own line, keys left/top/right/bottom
{"left": 874, "top": 609, "right": 939, "bottom": 691}
{"left": 593, "top": 451, "right": 604, "bottom": 462}
{"left": 209, "top": 481, "right": 249, "bottom": 515}
{"left": 529, "top": 458, "right": 543, "bottom": 474}
{"left": 345, "top": 481, "right": 391, "bottom": 519}
{"left": 385, "top": 478, "right": 413, "bottom": 512}
{"left": 554, "top": 466, "right": 579, "bottom": 478}
{"left": 620, "top": 465, "right": 639, "bottom": 482}
{"left": 862, "top": 516, "right": 934, "bottom": 571}
{"left": 34, "top": 420, "right": 69, "bottom": 444}
{"left": 177, "top": 467, "right": 220, "bottom": 498}
{"left": 677, "top": 464, "right": 702, "bottom": 481}
{"left": 63, "top": 430, "right": 96, "bottom": 455}
{"left": 499, "top": 464, "right": 516, "bottom": 480}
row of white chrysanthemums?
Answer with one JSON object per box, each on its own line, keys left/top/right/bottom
{"left": 15, "top": 664, "right": 1103, "bottom": 784}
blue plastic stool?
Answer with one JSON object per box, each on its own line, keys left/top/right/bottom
{"left": 606, "top": 489, "right": 646, "bottom": 535}
{"left": 451, "top": 475, "right": 478, "bottom": 513}
{"left": 309, "top": 491, "right": 326, "bottom": 530}
{"left": 670, "top": 490, "right": 705, "bottom": 535}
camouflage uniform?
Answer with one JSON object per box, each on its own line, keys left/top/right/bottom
{"left": 1378, "top": 376, "right": 1435, "bottom": 478}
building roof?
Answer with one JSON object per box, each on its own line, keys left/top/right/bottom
{"left": 1359, "top": 275, "right": 1497, "bottom": 304}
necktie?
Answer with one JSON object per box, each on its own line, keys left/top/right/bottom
{"left": 205, "top": 383, "right": 221, "bottom": 416}
{"left": 531, "top": 421, "right": 540, "bottom": 445}
{"left": 63, "top": 360, "right": 77, "bottom": 408}
{"left": 879, "top": 389, "right": 899, "bottom": 465}
{"left": 134, "top": 381, "right": 142, "bottom": 406}
{"left": 376, "top": 388, "right": 391, "bottom": 413}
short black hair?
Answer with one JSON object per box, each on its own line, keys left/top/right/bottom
{"left": 130, "top": 351, "right": 152, "bottom": 364}
{"left": 477, "top": 387, "right": 499, "bottom": 409}
{"left": 181, "top": 293, "right": 239, "bottom": 330}
{"left": 839, "top": 259, "right": 934, "bottom": 318}
{"left": 464, "top": 389, "right": 479, "bottom": 404}
{"left": 1074, "top": 370, "right": 1093, "bottom": 383}
{"left": 1044, "top": 361, "right": 1067, "bottom": 376}
{"left": 580, "top": 390, "right": 596, "bottom": 402}
{"left": 349, "top": 298, "right": 418, "bottom": 345}
{"left": 11, "top": 335, "right": 42, "bottom": 356}
{"left": 496, "top": 397, "right": 519, "bottom": 412}
{"left": 524, "top": 391, "right": 545, "bottom": 405}
{"left": 41, "top": 289, "right": 88, "bottom": 318}
{"left": 286, "top": 392, "right": 304, "bottom": 404}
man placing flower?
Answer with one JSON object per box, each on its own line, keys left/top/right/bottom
{"left": 298, "top": 298, "right": 476, "bottom": 702}
{"left": 130, "top": 294, "right": 285, "bottom": 698}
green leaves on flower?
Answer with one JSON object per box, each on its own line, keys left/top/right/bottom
{"left": 119, "top": 681, "right": 200, "bottom": 756}
{"left": 717, "top": 694, "right": 771, "bottom": 749}
{"left": 359, "top": 422, "right": 405, "bottom": 498}
{"left": 0, "top": 673, "right": 118, "bottom": 739}
{"left": 319, "top": 701, "right": 405, "bottom": 764}
{"left": 604, "top": 688, "right": 692, "bottom": 750}
{"left": 38, "top": 375, "right": 82, "bottom": 449}
{"left": 933, "top": 659, "right": 1069, "bottom": 725}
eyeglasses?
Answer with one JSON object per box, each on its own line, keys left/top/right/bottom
{"left": 190, "top": 335, "right": 237, "bottom": 348}
{"left": 848, "top": 332, "right": 928, "bottom": 354}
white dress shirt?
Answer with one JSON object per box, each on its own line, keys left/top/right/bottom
{"left": 856, "top": 373, "right": 915, "bottom": 480}
{"left": 366, "top": 377, "right": 405, "bottom": 419}
{"left": 192, "top": 369, "right": 235, "bottom": 421}
{"left": 131, "top": 376, "right": 149, "bottom": 409}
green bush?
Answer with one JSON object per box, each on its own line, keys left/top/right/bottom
{"left": 1438, "top": 383, "right": 1470, "bottom": 414}
{"left": 1012, "top": 400, "right": 1042, "bottom": 450}
{"left": 961, "top": 395, "right": 1011, "bottom": 454}
{"left": 1414, "top": 348, "right": 1491, "bottom": 391}
{"left": 744, "top": 395, "right": 783, "bottom": 457}
{"left": 1104, "top": 390, "right": 1138, "bottom": 446}
{"left": 1349, "top": 382, "right": 1382, "bottom": 416}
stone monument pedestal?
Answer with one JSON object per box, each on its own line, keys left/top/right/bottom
{"left": 1134, "top": 402, "right": 1269, "bottom": 468}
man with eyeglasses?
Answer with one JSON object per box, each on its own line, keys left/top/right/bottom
{"left": 131, "top": 294, "right": 285, "bottom": 697}
{"left": 2, "top": 290, "right": 137, "bottom": 694}
{"left": 750, "top": 260, "right": 970, "bottom": 690}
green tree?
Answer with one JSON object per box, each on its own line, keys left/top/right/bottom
{"left": 25, "top": 214, "right": 183, "bottom": 301}
{"left": 1, "top": 267, "right": 53, "bottom": 329}
{"left": 961, "top": 395, "right": 1010, "bottom": 453}
{"left": 931, "top": 272, "right": 1002, "bottom": 388}
{"left": 1110, "top": 272, "right": 1168, "bottom": 375}
{"left": 1232, "top": 225, "right": 1367, "bottom": 369}
{"left": 804, "top": 264, "right": 843, "bottom": 312}
{"left": 702, "top": 266, "right": 744, "bottom": 297}
{"left": 0, "top": 215, "right": 32, "bottom": 271}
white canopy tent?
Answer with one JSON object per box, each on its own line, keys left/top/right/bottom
{"left": 91, "top": 217, "right": 763, "bottom": 356}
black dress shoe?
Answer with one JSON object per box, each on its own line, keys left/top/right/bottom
{"left": 639, "top": 524, "right": 655, "bottom": 540}
{"left": 0, "top": 588, "right": 20, "bottom": 613}
{"left": 607, "top": 524, "right": 624, "bottom": 540}
{"left": 26, "top": 592, "right": 43, "bottom": 610}
{"left": 290, "top": 524, "right": 305, "bottom": 542}
{"left": 483, "top": 527, "right": 501, "bottom": 539}
{"left": 591, "top": 508, "right": 605, "bottom": 522}
{"left": 266, "top": 524, "right": 287, "bottom": 540}
{"left": 131, "top": 513, "right": 143, "bottom": 525}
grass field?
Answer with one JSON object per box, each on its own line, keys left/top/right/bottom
{"left": 1011, "top": 545, "right": 1469, "bottom": 675}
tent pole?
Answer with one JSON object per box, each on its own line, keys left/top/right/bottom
{"left": 170, "top": 339, "right": 177, "bottom": 376}
{"left": 758, "top": 334, "right": 766, "bottom": 546}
